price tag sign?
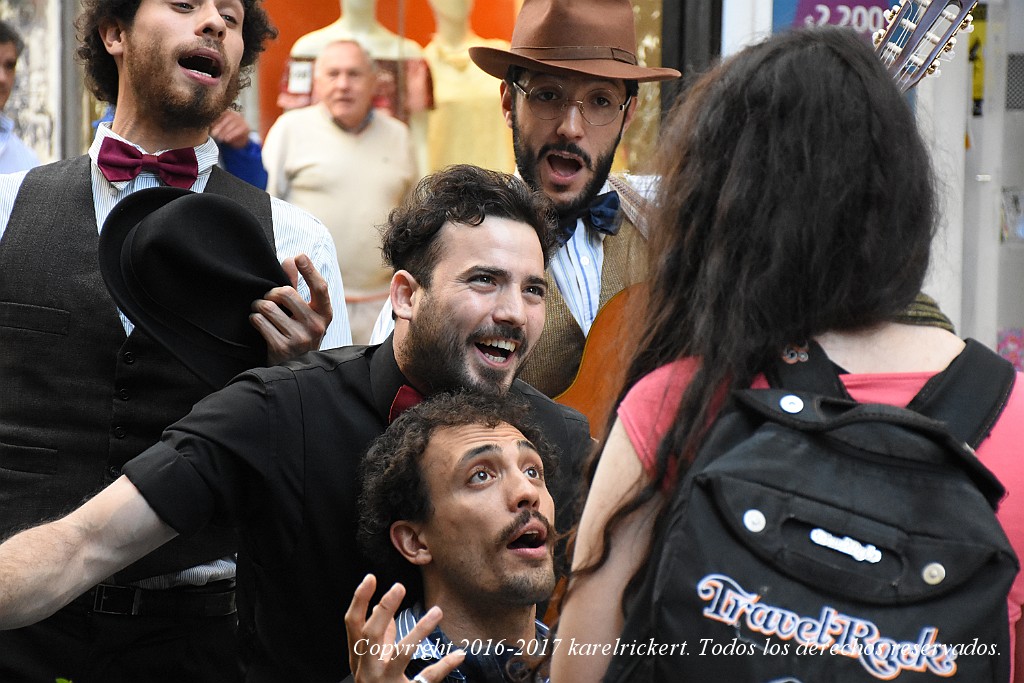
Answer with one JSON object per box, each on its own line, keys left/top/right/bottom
{"left": 287, "top": 60, "right": 313, "bottom": 95}
{"left": 774, "top": 1, "right": 891, "bottom": 39}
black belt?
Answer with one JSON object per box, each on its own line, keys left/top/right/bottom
{"left": 74, "top": 579, "right": 236, "bottom": 618}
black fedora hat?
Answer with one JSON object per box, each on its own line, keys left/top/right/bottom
{"left": 99, "top": 187, "right": 289, "bottom": 388}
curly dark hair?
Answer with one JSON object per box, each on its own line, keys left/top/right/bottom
{"left": 358, "top": 391, "right": 559, "bottom": 592}
{"left": 380, "top": 164, "right": 557, "bottom": 288}
{"left": 75, "top": 0, "right": 277, "bottom": 104}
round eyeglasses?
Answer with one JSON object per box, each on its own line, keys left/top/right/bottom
{"left": 513, "top": 81, "right": 630, "bottom": 127}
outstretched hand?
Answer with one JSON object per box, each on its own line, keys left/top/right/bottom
{"left": 344, "top": 574, "right": 465, "bottom": 683}
{"left": 250, "top": 253, "right": 333, "bottom": 365}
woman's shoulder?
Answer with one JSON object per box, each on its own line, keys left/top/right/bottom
{"left": 626, "top": 358, "right": 701, "bottom": 401}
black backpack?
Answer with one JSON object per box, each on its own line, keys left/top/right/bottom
{"left": 604, "top": 340, "right": 1018, "bottom": 682}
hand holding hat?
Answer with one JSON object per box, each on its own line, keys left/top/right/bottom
{"left": 98, "top": 187, "right": 290, "bottom": 389}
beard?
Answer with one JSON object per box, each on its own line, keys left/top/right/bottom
{"left": 401, "top": 293, "right": 528, "bottom": 396}
{"left": 511, "top": 100, "right": 620, "bottom": 223}
{"left": 123, "top": 36, "right": 242, "bottom": 132}
{"left": 494, "top": 509, "right": 557, "bottom": 606}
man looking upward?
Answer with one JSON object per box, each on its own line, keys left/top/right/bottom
{"left": 347, "top": 392, "right": 557, "bottom": 683}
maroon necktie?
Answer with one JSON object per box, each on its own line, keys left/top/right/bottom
{"left": 388, "top": 384, "right": 425, "bottom": 424}
{"left": 96, "top": 137, "right": 199, "bottom": 189}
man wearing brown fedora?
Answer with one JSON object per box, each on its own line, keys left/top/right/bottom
{"left": 471, "top": 0, "right": 679, "bottom": 400}
{"left": 372, "top": 0, "right": 680, "bottom": 402}
{"left": 0, "top": 0, "right": 351, "bottom": 680}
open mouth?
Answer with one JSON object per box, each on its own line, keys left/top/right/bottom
{"left": 475, "top": 338, "right": 518, "bottom": 364}
{"left": 507, "top": 526, "right": 547, "bottom": 550}
{"left": 546, "top": 152, "right": 584, "bottom": 179}
{"left": 178, "top": 52, "right": 223, "bottom": 79}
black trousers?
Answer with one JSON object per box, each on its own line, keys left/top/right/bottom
{"left": 0, "top": 597, "right": 242, "bottom": 683}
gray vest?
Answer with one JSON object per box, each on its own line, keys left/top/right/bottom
{"left": 518, "top": 175, "right": 650, "bottom": 398}
{"left": 518, "top": 216, "right": 647, "bottom": 398}
{"left": 0, "top": 157, "right": 271, "bottom": 581}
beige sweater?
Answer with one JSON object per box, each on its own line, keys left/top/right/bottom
{"left": 263, "top": 104, "right": 418, "bottom": 294}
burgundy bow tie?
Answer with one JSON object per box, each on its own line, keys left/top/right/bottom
{"left": 388, "top": 384, "right": 425, "bottom": 424}
{"left": 97, "top": 137, "right": 199, "bottom": 189}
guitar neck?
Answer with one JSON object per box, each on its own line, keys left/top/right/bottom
{"left": 874, "top": 0, "right": 977, "bottom": 92}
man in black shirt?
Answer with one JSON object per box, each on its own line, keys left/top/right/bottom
{"left": 0, "top": 166, "right": 589, "bottom": 682}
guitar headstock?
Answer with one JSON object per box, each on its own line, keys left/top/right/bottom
{"left": 873, "top": 0, "right": 978, "bottom": 92}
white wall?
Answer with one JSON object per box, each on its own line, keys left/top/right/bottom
{"left": 980, "top": 0, "right": 1024, "bottom": 339}
{"left": 721, "top": 0, "right": 772, "bottom": 56}
{"left": 962, "top": 2, "right": 1007, "bottom": 344}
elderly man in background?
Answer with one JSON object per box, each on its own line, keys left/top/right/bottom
{"left": 264, "top": 39, "right": 418, "bottom": 344}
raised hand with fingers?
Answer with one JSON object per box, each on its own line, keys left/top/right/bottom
{"left": 250, "top": 253, "right": 334, "bottom": 365}
{"left": 345, "top": 575, "right": 465, "bottom": 683}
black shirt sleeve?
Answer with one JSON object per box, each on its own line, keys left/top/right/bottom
{"left": 123, "top": 369, "right": 304, "bottom": 541}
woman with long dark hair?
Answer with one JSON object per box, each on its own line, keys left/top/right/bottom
{"left": 553, "top": 26, "right": 1024, "bottom": 681}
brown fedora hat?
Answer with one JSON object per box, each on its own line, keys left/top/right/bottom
{"left": 469, "top": 0, "right": 680, "bottom": 83}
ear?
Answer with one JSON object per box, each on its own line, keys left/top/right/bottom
{"left": 500, "top": 81, "right": 514, "bottom": 130}
{"left": 98, "top": 17, "right": 126, "bottom": 57}
{"left": 390, "top": 270, "right": 419, "bottom": 322}
{"left": 390, "top": 521, "right": 432, "bottom": 566}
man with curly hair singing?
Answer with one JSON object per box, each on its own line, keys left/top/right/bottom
{"left": 0, "top": 0, "right": 351, "bottom": 679}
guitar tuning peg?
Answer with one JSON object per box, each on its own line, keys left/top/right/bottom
{"left": 928, "top": 62, "right": 941, "bottom": 77}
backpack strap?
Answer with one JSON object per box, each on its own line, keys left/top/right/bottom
{"left": 906, "top": 338, "right": 1016, "bottom": 448}
{"left": 767, "top": 338, "right": 1015, "bottom": 448}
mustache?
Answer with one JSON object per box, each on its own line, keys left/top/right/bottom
{"left": 497, "top": 509, "right": 554, "bottom": 548}
{"left": 471, "top": 325, "right": 527, "bottom": 347}
{"left": 176, "top": 39, "right": 228, "bottom": 65}
{"left": 537, "top": 142, "right": 593, "bottom": 170}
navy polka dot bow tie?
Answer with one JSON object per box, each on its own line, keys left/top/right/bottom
{"left": 554, "top": 190, "right": 621, "bottom": 247}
